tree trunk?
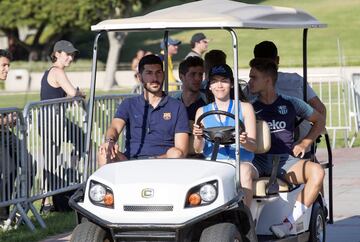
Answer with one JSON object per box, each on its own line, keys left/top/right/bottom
{"left": 103, "top": 32, "right": 127, "bottom": 91}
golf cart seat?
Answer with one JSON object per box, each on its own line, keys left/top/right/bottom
{"left": 252, "top": 120, "right": 290, "bottom": 197}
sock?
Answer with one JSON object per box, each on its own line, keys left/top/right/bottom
{"left": 286, "top": 201, "right": 308, "bottom": 225}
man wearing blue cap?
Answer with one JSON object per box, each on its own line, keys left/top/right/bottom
{"left": 159, "top": 37, "right": 181, "bottom": 91}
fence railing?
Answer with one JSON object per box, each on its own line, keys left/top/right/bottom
{"left": 23, "top": 97, "right": 87, "bottom": 202}
{"left": 0, "top": 107, "right": 36, "bottom": 230}
{"left": 308, "top": 74, "right": 358, "bottom": 148}
{"left": 0, "top": 95, "right": 135, "bottom": 231}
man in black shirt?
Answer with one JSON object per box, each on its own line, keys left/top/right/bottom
{"left": 175, "top": 56, "right": 207, "bottom": 121}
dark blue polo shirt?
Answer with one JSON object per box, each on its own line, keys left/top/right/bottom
{"left": 115, "top": 94, "right": 190, "bottom": 159}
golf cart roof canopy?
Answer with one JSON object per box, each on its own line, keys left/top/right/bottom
{"left": 91, "top": 0, "right": 326, "bottom": 32}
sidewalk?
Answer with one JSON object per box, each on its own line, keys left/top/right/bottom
{"left": 317, "top": 147, "right": 360, "bottom": 242}
{"left": 41, "top": 147, "right": 360, "bottom": 242}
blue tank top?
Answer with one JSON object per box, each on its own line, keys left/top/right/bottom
{"left": 202, "top": 100, "right": 254, "bottom": 161}
{"left": 40, "top": 68, "right": 66, "bottom": 100}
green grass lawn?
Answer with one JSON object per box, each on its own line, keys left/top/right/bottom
{"left": 0, "top": 89, "right": 131, "bottom": 109}
{"left": 118, "top": 0, "right": 360, "bottom": 68}
{"left": 9, "top": 0, "right": 360, "bottom": 70}
{"left": 0, "top": 200, "right": 76, "bottom": 242}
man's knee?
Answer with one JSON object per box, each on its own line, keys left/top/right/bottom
{"left": 309, "top": 163, "right": 325, "bottom": 185}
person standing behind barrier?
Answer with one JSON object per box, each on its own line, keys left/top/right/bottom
{"left": 159, "top": 37, "right": 181, "bottom": 91}
{"left": 253, "top": 41, "right": 326, "bottom": 158}
{"left": 41, "top": 40, "right": 85, "bottom": 99}
{"left": 98, "top": 54, "right": 189, "bottom": 166}
{"left": 0, "top": 49, "right": 16, "bottom": 224}
{"left": 185, "top": 32, "right": 209, "bottom": 59}
{"left": 39, "top": 40, "right": 85, "bottom": 213}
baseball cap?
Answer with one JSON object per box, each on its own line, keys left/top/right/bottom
{"left": 209, "top": 64, "right": 233, "bottom": 80}
{"left": 160, "top": 38, "right": 182, "bottom": 49}
{"left": 53, "top": 40, "right": 79, "bottom": 54}
{"left": 191, "top": 33, "right": 208, "bottom": 45}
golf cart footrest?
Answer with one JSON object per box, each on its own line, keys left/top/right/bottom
{"left": 113, "top": 230, "right": 176, "bottom": 240}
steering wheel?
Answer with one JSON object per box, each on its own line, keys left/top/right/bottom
{"left": 196, "top": 110, "right": 245, "bottom": 161}
{"left": 196, "top": 110, "right": 245, "bottom": 144}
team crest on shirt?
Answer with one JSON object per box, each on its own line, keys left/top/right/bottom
{"left": 163, "top": 112, "right": 172, "bottom": 120}
{"left": 277, "top": 105, "right": 288, "bottom": 115}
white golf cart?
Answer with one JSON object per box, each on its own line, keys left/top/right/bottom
{"left": 69, "top": 0, "right": 333, "bottom": 241}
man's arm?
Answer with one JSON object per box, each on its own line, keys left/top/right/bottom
{"left": 157, "top": 132, "right": 189, "bottom": 159}
{"left": 308, "top": 96, "right": 326, "bottom": 120}
{"left": 193, "top": 107, "right": 205, "bottom": 153}
{"left": 241, "top": 102, "right": 257, "bottom": 152}
{"left": 105, "top": 118, "right": 126, "bottom": 142}
{"left": 293, "top": 109, "right": 325, "bottom": 158}
{"left": 100, "top": 118, "right": 126, "bottom": 164}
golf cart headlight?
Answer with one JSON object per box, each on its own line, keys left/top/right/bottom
{"left": 89, "top": 180, "right": 114, "bottom": 208}
{"left": 185, "top": 180, "right": 218, "bottom": 207}
{"left": 199, "top": 184, "right": 217, "bottom": 202}
{"left": 89, "top": 184, "right": 106, "bottom": 202}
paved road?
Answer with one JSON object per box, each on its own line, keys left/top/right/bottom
{"left": 41, "top": 147, "right": 360, "bottom": 242}
{"left": 317, "top": 147, "right": 360, "bottom": 242}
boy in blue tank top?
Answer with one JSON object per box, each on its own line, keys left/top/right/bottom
{"left": 248, "top": 58, "right": 325, "bottom": 238}
{"left": 193, "top": 64, "right": 258, "bottom": 207}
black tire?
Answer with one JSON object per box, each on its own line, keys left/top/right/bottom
{"left": 309, "top": 202, "right": 326, "bottom": 242}
{"left": 199, "top": 223, "right": 243, "bottom": 242}
{"left": 53, "top": 189, "right": 76, "bottom": 212}
{"left": 70, "top": 221, "right": 112, "bottom": 242}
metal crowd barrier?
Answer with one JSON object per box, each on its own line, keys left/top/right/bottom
{"left": 11, "top": 96, "right": 87, "bottom": 231}
{"left": 23, "top": 97, "right": 87, "bottom": 201}
{"left": 0, "top": 107, "right": 31, "bottom": 230}
{"left": 350, "top": 73, "right": 360, "bottom": 146}
{"left": 0, "top": 94, "right": 138, "bottom": 231}
{"left": 308, "top": 74, "right": 357, "bottom": 148}
{"left": 89, "top": 94, "right": 135, "bottom": 170}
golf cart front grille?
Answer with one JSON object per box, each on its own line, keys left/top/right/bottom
{"left": 123, "top": 205, "right": 173, "bottom": 212}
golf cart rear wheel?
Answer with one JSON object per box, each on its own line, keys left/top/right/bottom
{"left": 309, "top": 202, "right": 326, "bottom": 242}
{"left": 70, "top": 221, "right": 112, "bottom": 242}
{"left": 199, "top": 223, "right": 243, "bottom": 242}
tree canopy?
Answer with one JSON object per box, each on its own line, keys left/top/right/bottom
{"left": 0, "top": 0, "right": 147, "bottom": 60}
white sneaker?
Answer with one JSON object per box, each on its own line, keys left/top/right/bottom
{"left": 270, "top": 220, "right": 293, "bottom": 238}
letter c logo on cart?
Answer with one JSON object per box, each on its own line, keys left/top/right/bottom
{"left": 141, "top": 188, "right": 154, "bottom": 198}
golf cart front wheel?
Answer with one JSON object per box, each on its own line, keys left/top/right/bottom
{"left": 199, "top": 223, "right": 243, "bottom": 242}
{"left": 70, "top": 221, "right": 112, "bottom": 242}
{"left": 309, "top": 202, "right": 326, "bottom": 242}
